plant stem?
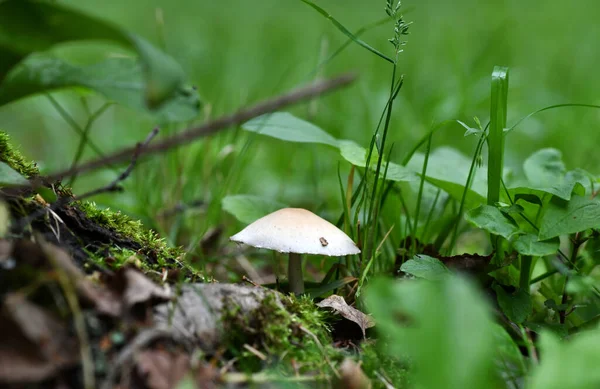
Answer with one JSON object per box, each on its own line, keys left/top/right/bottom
{"left": 519, "top": 256, "right": 532, "bottom": 292}
{"left": 288, "top": 252, "right": 304, "bottom": 295}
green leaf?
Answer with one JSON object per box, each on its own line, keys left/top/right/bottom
{"left": 0, "top": 161, "right": 28, "bottom": 187}
{"left": 408, "top": 147, "right": 487, "bottom": 206}
{"left": 0, "top": 0, "right": 186, "bottom": 108}
{"left": 243, "top": 113, "right": 417, "bottom": 183}
{"left": 400, "top": 255, "right": 450, "bottom": 280}
{"left": 466, "top": 205, "right": 519, "bottom": 239}
{"left": 524, "top": 148, "right": 565, "bottom": 187}
{"left": 539, "top": 195, "right": 600, "bottom": 240}
{"left": 512, "top": 234, "right": 559, "bottom": 256}
{"left": 0, "top": 56, "right": 199, "bottom": 122}
{"left": 222, "top": 195, "right": 287, "bottom": 224}
{"left": 307, "top": 276, "right": 357, "bottom": 298}
{"left": 511, "top": 149, "right": 589, "bottom": 200}
{"left": 338, "top": 140, "right": 416, "bottom": 182}
{"left": 243, "top": 112, "right": 339, "bottom": 147}
{"left": 366, "top": 276, "right": 498, "bottom": 389}
{"left": 514, "top": 193, "right": 543, "bottom": 206}
{"left": 529, "top": 331, "right": 600, "bottom": 389}
{"left": 493, "top": 284, "right": 532, "bottom": 324}
{"left": 491, "top": 324, "right": 527, "bottom": 384}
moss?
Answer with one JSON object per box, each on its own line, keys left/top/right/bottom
{"left": 360, "top": 341, "right": 410, "bottom": 388}
{"left": 222, "top": 293, "right": 344, "bottom": 375}
{"left": 77, "top": 201, "right": 205, "bottom": 281}
{"left": 0, "top": 132, "right": 39, "bottom": 178}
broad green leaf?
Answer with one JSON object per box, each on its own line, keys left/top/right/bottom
{"left": 243, "top": 113, "right": 417, "bottom": 182}
{"left": 0, "top": 161, "right": 28, "bottom": 187}
{"left": 366, "top": 276, "right": 498, "bottom": 389}
{"left": 529, "top": 331, "right": 600, "bottom": 389}
{"left": 539, "top": 195, "right": 600, "bottom": 240}
{"left": 512, "top": 234, "right": 559, "bottom": 256}
{"left": 400, "top": 255, "right": 450, "bottom": 280}
{"left": 0, "top": 56, "right": 199, "bottom": 122}
{"left": 523, "top": 148, "right": 565, "bottom": 187}
{"left": 222, "top": 195, "right": 287, "bottom": 224}
{"left": 512, "top": 148, "right": 589, "bottom": 200}
{"left": 0, "top": 0, "right": 186, "bottom": 108}
{"left": 338, "top": 139, "right": 368, "bottom": 166}
{"left": 408, "top": 147, "right": 487, "bottom": 206}
{"left": 466, "top": 205, "right": 519, "bottom": 239}
{"left": 493, "top": 285, "right": 532, "bottom": 324}
{"left": 243, "top": 112, "right": 339, "bottom": 147}
{"left": 514, "top": 193, "right": 543, "bottom": 206}
{"left": 307, "top": 276, "right": 357, "bottom": 298}
{"left": 491, "top": 324, "right": 527, "bottom": 384}
{"left": 338, "top": 140, "right": 416, "bottom": 182}
{"left": 524, "top": 321, "right": 568, "bottom": 338}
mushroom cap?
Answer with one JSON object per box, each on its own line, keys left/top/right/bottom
{"left": 230, "top": 208, "right": 361, "bottom": 256}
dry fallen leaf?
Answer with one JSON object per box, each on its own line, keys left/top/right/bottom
{"left": 39, "top": 239, "right": 122, "bottom": 317}
{"left": 118, "top": 267, "right": 172, "bottom": 309}
{"left": 317, "top": 295, "right": 375, "bottom": 338}
{"left": 136, "top": 349, "right": 190, "bottom": 389}
{"left": 0, "top": 293, "right": 79, "bottom": 383}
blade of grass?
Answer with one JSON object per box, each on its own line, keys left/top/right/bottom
{"left": 488, "top": 66, "right": 509, "bottom": 261}
{"left": 488, "top": 66, "right": 509, "bottom": 206}
{"left": 447, "top": 130, "right": 487, "bottom": 253}
{"left": 507, "top": 103, "right": 600, "bottom": 133}
{"left": 299, "top": 0, "right": 394, "bottom": 64}
{"left": 412, "top": 133, "right": 432, "bottom": 248}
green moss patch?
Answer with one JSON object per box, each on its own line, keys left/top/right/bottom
{"left": 0, "top": 132, "right": 39, "bottom": 178}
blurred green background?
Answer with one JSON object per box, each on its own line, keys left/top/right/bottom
{"left": 1, "top": 0, "right": 599, "bottom": 240}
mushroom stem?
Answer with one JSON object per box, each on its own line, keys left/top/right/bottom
{"left": 288, "top": 252, "right": 304, "bottom": 295}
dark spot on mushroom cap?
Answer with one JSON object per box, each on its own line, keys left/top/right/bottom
{"left": 319, "top": 237, "right": 328, "bottom": 247}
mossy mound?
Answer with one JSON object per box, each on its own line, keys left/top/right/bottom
{"left": 0, "top": 131, "right": 202, "bottom": 280}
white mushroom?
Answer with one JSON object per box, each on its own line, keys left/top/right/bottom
{"left": 230, "top": 208, "right": 360, "bottom": 295}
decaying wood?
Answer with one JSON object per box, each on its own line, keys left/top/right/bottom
{"left": 153, "top": 283, "right": 283, "bottom": 352}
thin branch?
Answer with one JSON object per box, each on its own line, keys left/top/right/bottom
{"left": 68, "top": 102, "right": 114, "bottom": 186}
{"left": 35, "top": 73, "right": 356, "bottom": 186}
{"left": 13, "top": 128, "right": 159, "bottom": 231}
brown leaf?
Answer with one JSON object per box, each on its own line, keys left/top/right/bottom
{"left": 0, "top": 293, "right": 79, "bottom": 383}
{"left": 334, "top": 358, "right": 372, "bottom": 389}
{"left": 135, "top": 349, "right": 190, "bottom": 389}
{"left": 38, "top": 239, "right": 122, "bottom": 317}
{"left": 317, "top": 295, "right": 375, "bottom": 338}
{"left": 117, "top": 267, "right": 172, "bottom": 309}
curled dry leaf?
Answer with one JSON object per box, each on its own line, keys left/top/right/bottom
{"left": 0, "top": 293, "right": 79, "bottom": 383}
{"left": 38, "top": 238, "right": 122, "bottom": 316}
{"left": 118, "top": 267, "right": 172, "bottom": 309}
{"left": 316, "top": 295, "right": 375, "bottom": 338}
{"left": 135, "top": 349, "right": 190, "bottom": 389}
{"left": 40, "top": 239, "right": 171, "bottom": 317}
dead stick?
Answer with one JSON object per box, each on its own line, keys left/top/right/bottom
{"left": 37, "top": 73, "right": 356, "bottom": 185}
{"left": 13, "top": 128, "right": 160, "bottom": 231}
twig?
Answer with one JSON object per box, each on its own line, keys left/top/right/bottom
{"left": 33, "top": 73, "right": 356, "bottom": 186}
{"left": 74, "top": 127, "right": 159, "bottom": 202}
{"left": 13, "top": 128, "right": 159, "bottom": 232}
